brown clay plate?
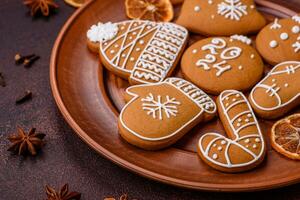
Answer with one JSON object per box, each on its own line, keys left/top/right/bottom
{"left": 50, "top": 0, "right": 300, "bottom": 191}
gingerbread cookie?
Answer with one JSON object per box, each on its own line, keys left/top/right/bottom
{"left": 249, "top": 61, "right": 300, "bottom": 119}
{"left": 256, "top": 15, "right": 300, "bottom": 65}
{"left": 86, "top": 20, "right": 188, "bottom": 85}
{"left": 176, "top": 0, "right": 266, "bottom": 36}
{"left": 198, "top": 90, "right": 266, "bottom": 172}
{"left": 118, "top": 77, "right": 216, "bottom": 150}
{"left": 181, "top": 36, "right": 264, "bottom": 95}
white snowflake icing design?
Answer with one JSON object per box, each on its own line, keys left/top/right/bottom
{"left": 141, "top": 93, "right": 181, "bottom": 120}
{"left": 217, "top": 0, "right": 248, "bottom": 21}
{"left": 292, "top": 36, "right": 300, "bottom": 53}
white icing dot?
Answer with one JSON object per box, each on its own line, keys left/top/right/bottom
{"left": 253, "top": 144, "right": 257, "bottom": 149}
{"left": 133, "top": 23, "right": 137, "bottom": 26}
{"left": 132, "top": 32, "right": 137, "bottom": 35}
{"left": 255, "top": 138, "right": 261, "bottom": 143}
{"left": 147, "top": 26, "right": 152, "bottom": 29}
{"left": 292, "top": 25, "right": 300, "bottom": 34}
{"left": 247, "top": 114, "right": 252, "bottom": 118}
{"left": 237, "top": 123, "right": 241, "bottom": 127}
{"left": 225, "top": 103, "right": 229, "bottom": 107}
{"left": 270, "top": 40, "right": 278, "bottom": 48}
{"left": 104, "top": 42, "right": 108, "bottom": 46}
{"left": 212, "top": 153, "right": 218, "bottom": 159}
{"left": 236, "top": 94, "right": 240, "bottom": 97}
{"left": 225, "top": 97, "right": 229, "bottom": 100}
{"left": 280, "top": 32, "right": 289, "bottom": 40}
{"left": 208, "top": 0, "right": 213, "bottom": 4}
{"left": 250, "top": 5, "right": 255, "bottom": 9}
{"left": 211, "top": 15, "right": 215, "bottom": 19}
{"left": 284, "top": 83, "right": 289, "bottom": 87}
{"left": 121, "top": 54, "right": 126, "bottom": 58}
{"left": 120, "top": 26, "right": 125, "bottom": 30}
{"left": 245, "top": 139, "right": 250, "bottom": 144}
{"left": 213, "top": 143, "right": 217, "bottom": 147}
{"left": 232, "top": 98, "right": 236, "bottom": 102}
{"left": 129, "top": 36, "right": 133, "bottom": 40}
{"left": 250, "top": 54, "right": 255, "bottom": 59}
{"left": 217, "top": 146, "right": 222, "bottom": 151}
{"left": 246, "top": 145, "right": 249, "bottom": 148}
{"left": 114, "top": 44, "right": 119, "bottom": 48}
{"left": 139, "top": 40, "right": 144, "bottom": 45}
{"left": 130, "top": 57, "right": 135, "bottom": 61}
{"left": 245, "top": 118, "right": 250, "bottom": 122}
{"left": 194, "top": 6, "right": 200, "bottom": 12}
{"left": 136, "top": 48, "right": 141, "bottom": 52}
{"left": 272, "top": 78, "right": 276, "bottom": 82}
{"left": 238, "top": 65, "right": 243, "bottom": 70}
{"left": 110, "top": 50, "right": 115, "bottom": 54}
{"left": 221, "top": 140, "right": 226, "bottom": 145}
{"left": 192, "top": 49, "right": 197, "bottom": 54}
{"left": 238, "top": 118, "right": 242, "bottom": 122}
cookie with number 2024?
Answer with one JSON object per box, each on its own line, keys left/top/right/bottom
{"left": 86, "top": 20, "right": 188, "bottom": 85}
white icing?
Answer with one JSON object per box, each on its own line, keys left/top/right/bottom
{"left": 230, "top": 35, "right": 252, "bottom": 45}
{"left": 194, "top": 6, "right": 201, "bottom": 12}
{"left": 250, "top": 61, "right": 300, "bottom": 111}
{"left": 270, "top": 18, "right": 281, "bottom": 29}
{"left": 139, "top": 40, "right": 145, "bottom": 45}
{"left": 211, "top": 15, "right": 215, "bottom": 19}
{"left": 212, "top": 154, "right": 218, "bottom": 159}
{"left": 208, "top": 0, "right": 213, "bottom": 4}
{"left": 130, "top": 57, "right": 135, "bottom": 61}
{"left": 250, "top": 54, "right": 255, "bottom": 59}
{"left": 192, "top": 49, "right": 198, "bottom": 54}
{"left": 119, "top": 78, "right": 216, "bottom": 141}
{"left": 87, "top": 22, "right": 118, "bottom": 43}
{"left": 217, "top": 146, "right": 222, "bottom": 151}
{"left": 292, "top": 36, "right": 300, "bottom": 52}
{"left": 238, "top": 65, "right": 243, "bottom": 70}
{"left": 280, "top": 32, "right": 289, "bottom": 40}
{"left": 198, "top": 90, "right": 265, "bottom": 169}
{"left": 110, "top": 50, "right": 115, "bottom": 54}
{"left": 141, "top": 93, "right": 180, "bottom": 120}
{"left": 253, "top": 144, "right": 257, "bottom": 149}
{"left": 250, "top": 5, "right": 255, "bottom": 9}
{"left": 269, "top": 40, "right": 278, "bottom": 48}
{"left": 217, "top": 0, "right": 247, "bottom": 21}
{"left": 284, "top": 83, "right": 289, "bottom": 87}
{"left": 292, "top": 15, "right": 300, "bottom": 24}
{"left": 292, "top": 25, "right": 300, "bottom": 34}
{"left": 196, "top": 38, "right": 242, "bottom": 77}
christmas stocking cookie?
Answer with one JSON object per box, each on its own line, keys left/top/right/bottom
{"left": 176, "top": 0, "right": 266, "bottom": 36}
{"left": 87, "top": 20, "right": 188, "bottom": 85}
{"left": 256, "top": 14, "right": 300, "bottom": 65}
{"left": 198, "top": 90, "right": 266, "bottom": 172}
{"left": 118, "top": 77, "right": 217, "bottom": 150}
{"left": 249, "top": 61, "right": 300, "bottom": 119}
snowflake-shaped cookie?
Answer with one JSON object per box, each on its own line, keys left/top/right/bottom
{"left": 217, "top": 0, "right": 248, "bottom": 21}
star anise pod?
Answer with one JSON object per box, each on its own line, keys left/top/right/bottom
{"left": 7, "top": 127, "right": 45, "bottom": 156}
{"left": 23, "top": 0, "right": 59, "bottom": 17}
{"left": 45, "top": 184, "right": 81, "bottom": 200}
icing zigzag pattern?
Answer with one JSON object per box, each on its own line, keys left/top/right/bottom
{"left": 133, "top": 71, "right": 160, "bottom": 82}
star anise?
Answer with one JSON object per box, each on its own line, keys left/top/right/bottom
{"left": 7, "top": 127, "right": 45, "bottom": 156}
{"left": 23, "top": 0, "right": 59, "bottom": 17}
{"left": 45, "top": 184, "right": 81, "bottom": 200}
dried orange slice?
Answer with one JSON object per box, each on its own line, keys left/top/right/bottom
{"left": 125, "top": 0, "right": 174, "bottom": 22}
{"left": 64, "top": 0, "right": 85, "bottom": 8}
{"left": 271, "top": 113, "right": 300, "bottom": 160}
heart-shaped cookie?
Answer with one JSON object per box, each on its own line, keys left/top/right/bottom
{"left": 176, "top": 0, "right": 266, "bottom": 36}
{"left": 118, "top": 77, "right": 216, "bottom": 150}
{"left": 249, "top": 61, "right": 300, "bottom": 119}
{"left": 87, "top": 20, "right": 188, "bottom": 85}
{"left": 256, "top": 14, "right": 300, "bottom": 65}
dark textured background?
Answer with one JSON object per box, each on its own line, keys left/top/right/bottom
{"left": 0, "top": 0, "right": 300, "bottom": 199}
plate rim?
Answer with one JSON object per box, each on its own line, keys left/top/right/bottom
{"left": 50, "top": 0, "right": 299, "bottom": 192}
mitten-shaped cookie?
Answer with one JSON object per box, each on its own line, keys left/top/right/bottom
{"left": 119, "top": 77, "right": 216, "bottom": 150}
{"left": 249, "top": 61, "right": 300, "bottom": 119}
{"left": 256, "top": 15, "right": 300, "bottom": 65}
{"left": 176, "top": 0, "right": 266, "bottom": 36}
{"left": 86, "top": 20, "right": 188, "bottom": 85}
{"left": 181, "top": 36, "right": 264, "bottom": 95}
{"left": 198, "top": 90, "right": 266, "bottom": 172}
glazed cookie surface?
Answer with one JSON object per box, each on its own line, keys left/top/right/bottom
{"left": 249, "top": 61, "right": 300, "bottom": 119}
{"left": 118, "top": 77, "right": 216, "bottom": 150}
{"left": 176, "top": 0, "right": 266, "bottom": 36}
{"left": 87, "top": 20, "right": 188, "bottom": 85}
{"left": 198, "top": 90, "right": 266, "bottom": 172}
{"left": 256, "top": 15, "right": 300, "bottom": 65}
{"left": 181, "top": 36, "right": 264, "bottom": 95}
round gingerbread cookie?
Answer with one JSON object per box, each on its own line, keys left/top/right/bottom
{"left": 86, "top": 20, "right": 189, "bottom": 85}
{"left": 119, "top": 77, "right": 216, "bottom": 150}
{"left": 181, "top": 36, "right": 264, "bottom": 95}
{"left": 256, "top": 15, "right": 300, "bottom": 65}
{"left": 176, "top": 0, "right": 266, "bottom": 36}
